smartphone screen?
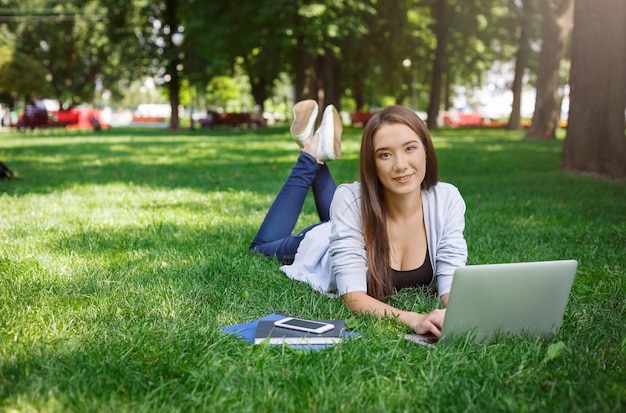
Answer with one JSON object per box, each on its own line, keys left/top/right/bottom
{"left": 273, "top": 317, "right": 334, "bottom": 334}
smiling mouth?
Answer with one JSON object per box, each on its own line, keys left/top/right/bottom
{"left": 393, "top": 173, "right": 414, "bottom": 183}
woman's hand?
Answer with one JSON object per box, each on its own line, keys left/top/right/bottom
{"left": 400, "top": 309, "right": 446, "bottom": 337}
{"left": 342, "top": 291, "right": 446, "bottom": 336}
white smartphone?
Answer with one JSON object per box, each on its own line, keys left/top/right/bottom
{"left": 273, "top": 317, "right": 335, "bottom": 334}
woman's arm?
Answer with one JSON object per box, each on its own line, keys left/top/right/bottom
{"left": 440, "top": 293, "right": 449, "bottom": 307}
{"left": 342, "top": 291, "right": 446, "bottom": 336}
{"left": 425, "top": 183, "right": 468, "bottom": 297}
{"left": 329, "top": 185, "right": 369, "bottom": 294}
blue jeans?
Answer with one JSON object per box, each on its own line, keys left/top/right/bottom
{"left": 249, "top": 152, "right": 337, "bottom": 264}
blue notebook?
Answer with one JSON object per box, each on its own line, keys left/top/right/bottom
{"left": 220, "top": 313, "right": 358, "bottom": 350}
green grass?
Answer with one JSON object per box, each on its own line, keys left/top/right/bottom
{"left": 0, "top": 125, "right": 624, "bottom": 412}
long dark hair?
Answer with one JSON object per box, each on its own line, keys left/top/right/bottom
{"left": 359, "top": 106, "right": 439, "bottom": 300}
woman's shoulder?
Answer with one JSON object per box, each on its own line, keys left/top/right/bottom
{"left": 423, "top": 181, "right": 466, "bottom": 209}
{"left": 424, "top": 181, "right": 466, "bottom": 216}
{"left": 425, "top": 181, "right": 463, "bottom": 197}
{"left": 331, "top": 182, "right": 361, "bottom": 212}
{"left": 335, "top": 181, "right": 361, "bottom": 199}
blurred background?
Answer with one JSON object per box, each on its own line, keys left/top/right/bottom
{"left": 0, "top": 0, "right": 623, "bottom": 165}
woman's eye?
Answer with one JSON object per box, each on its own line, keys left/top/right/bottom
{"left": 378, "top": 153, "right": 390, "bottom": 159}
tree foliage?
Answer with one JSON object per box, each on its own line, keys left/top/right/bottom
{"left": 425, "top": 0, "right": 518, "bottom": 128}
{"left": 0, "top": 0, "right": 539, "bottom": 118}
{"left": 180, "top": 0, "right": 296, "bottom": 110}
{"left": 2, "top": 0, "right": 622, "bottom": 167}
{"left": 0, "top": 0, "right": 157, "bottom": 106}
{"left": 0, "top": 27, "right": 51, "bottom": 104}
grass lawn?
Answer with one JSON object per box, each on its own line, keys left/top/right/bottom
{"left": 0, "top": 125, "right": 624, "bottom": 412}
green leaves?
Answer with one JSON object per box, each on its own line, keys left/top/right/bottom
{"left": 544, "top": 340, "right": 568, "bottom": 362}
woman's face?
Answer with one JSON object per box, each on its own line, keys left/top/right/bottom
{"left": 372, "top": 123, "right": 427, "bottom": 197}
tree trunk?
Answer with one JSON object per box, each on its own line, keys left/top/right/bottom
{"left": 444, "top": 77, "right": 451, "bottom": 113}
{"left": 165, "top": 0, "right": 180, "bottom": 131}
{"left": 561, "top": 0, "right": 626, "bottom": 179}
{"left": 427, "top": 0, "right": 449, "bottom": 129}
{"left": 508, "top": 1, "right": 533, "bottom": 131}
{"left": 315, "top": 49, "right": 341, "bottom": 111}
{"left": 508, "top": 35, "right": 527, "bottom": 130}
{"left": 330, "top": 54, "right": 342, "bottom": 111}
{"left": 525, "top": 0, "right": 574, "bottom": 139}
{"left": 354, "top": 83, "right": 365, "bottom": 112}
{"left": 168, "top": 62, "right": 180, "bottom": 131}
{"left": 293, "top": 43, "right": 317, "bottom": 102}
{"left": 242, "top": 56, "right": 269, "bottom": 113}
{"left": 250, "top": 79, "right": 268, "bottom": 113}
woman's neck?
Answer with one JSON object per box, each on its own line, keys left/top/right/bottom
{"left": 384, "top": 189, "right": 423, "bottom": 222}
{"left": 385, "top": 189, "right": 428, "bottom": 271}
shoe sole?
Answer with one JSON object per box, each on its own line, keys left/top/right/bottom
{"left": 290, "top": 100, "right": 318, "bottom": 143}
{"left": 317, "top": 105, "right": 342, "bottom": 162}
{"left": 331, "top": 106, "right": 342, "bottom": 159}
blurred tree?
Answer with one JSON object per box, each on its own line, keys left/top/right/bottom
{"left": 561, "top": 0, "right": 625, "bottom": 179}
{"left": 164, "top": 0, "right": 182, "bottom": 130}
{"left": 507, "top": 0, "right": 538, "bottom": 130}
{"left": 182, "top": 0, "right": 293, "bottom": 113}
{"left": 425, "top": 0, "right": 449, "bottom": 128}
{"left": 273, "top": 0, "right": 376, "bottom": 111}
{"left": 525, "top": 0, "right": 573, "bottom": 139}
{"left": 2, "top": 0, "right": 571, "bottom": 125}
{"left": 0, "top": 27, "right": 51, "bottom": 105}
{"left": 183, "top": 0, "right": 378, "bottom": 112}
{"left": 425, "top": 0, "right": 511, "bottom": 128}
{"left": 0, "top": 0, "right": 156, "bottom": 106}
{"left": 205, "top": 76, "right": 243, "bottom": 110}
{"left": 103, "top": 0, "right": 158, "bottom": 97}
{"left": 361, "top": 0, "right": 414, "bottom": 107}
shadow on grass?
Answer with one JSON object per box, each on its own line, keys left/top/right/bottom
{"left": 0, "top": 126, "right": 568, "bottom": 198}
{"left": 1, "top": 127, "right": 281, "bottom": 187}
{"left": 1, "top": 126, "right": 625, "bottom": 411}
{"left": 0, "top": 313, "right": 246, "bottom": 408}
{"left": 0, "top": 215, "right": 293, "bottom": 407}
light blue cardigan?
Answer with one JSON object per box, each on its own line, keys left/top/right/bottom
{"left": 280, "top": 181, "right": 468, "bottom": 297}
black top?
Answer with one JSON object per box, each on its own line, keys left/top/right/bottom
{"left": 391, "top": 249, "right": 433, "bottom": 290}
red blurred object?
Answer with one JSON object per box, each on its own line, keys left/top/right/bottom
{"left": 351, "top": 111, "right": 374, "bottom": 127}
{"left": 199, "top": 112, "right": 253, "bottom": 129}
{"left": 444, "top": 111, "right": 483, "bottom": 127}
{"left": 14, "top": 107, "right": 107, "bottom": 130}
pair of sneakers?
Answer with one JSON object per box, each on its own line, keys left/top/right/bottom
{"left": 290, "top": 100, "right": 342, "bottom": 162}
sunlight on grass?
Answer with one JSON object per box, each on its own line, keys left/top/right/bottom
{"left": 0, "top": 126, "right": 624, "bottom": 412}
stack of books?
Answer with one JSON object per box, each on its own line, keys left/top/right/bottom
{"left": 220, "top": 313, "right": 358, "bottom": 350}
{"left": 253, "top": 320, "right": 345, "bottom": 345}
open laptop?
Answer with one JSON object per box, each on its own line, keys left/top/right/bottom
{"left": 405, "top": 260, "right": 578, "bottom": 346}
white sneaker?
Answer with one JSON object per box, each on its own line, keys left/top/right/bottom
{"left": 290, "top": 100, "right": 319, "bottom": 148}
{"left": 315, "top": 105, "right": 342, "bottom": 162}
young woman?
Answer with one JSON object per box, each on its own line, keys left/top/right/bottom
{"left": 250, "top": 102, "right": 467, "bottom": 337}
